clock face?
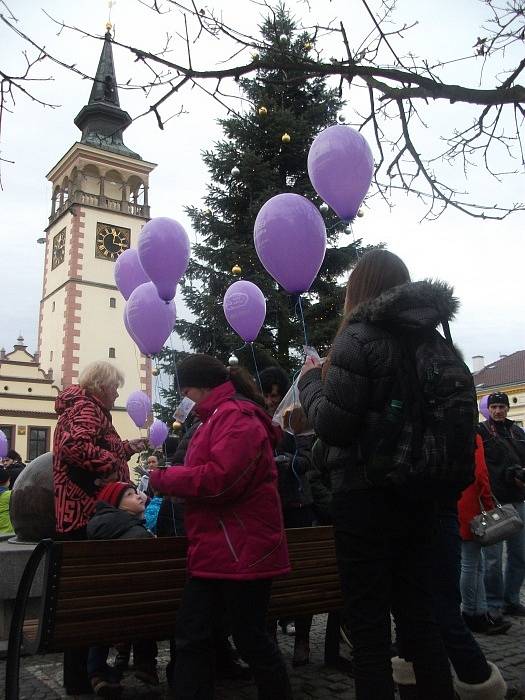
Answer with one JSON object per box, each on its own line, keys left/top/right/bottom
{"left": 95, "top": 222, "right": 131, "bottom": 261}
{"left": 51, "top": 228, "right": 66, "bottom": 270}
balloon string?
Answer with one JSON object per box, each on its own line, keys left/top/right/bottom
{"left": 250, "top": 342, "right": 262, "bottom": 391}
{"left": 295, "top": 295, "right": 309, "bottom": 348}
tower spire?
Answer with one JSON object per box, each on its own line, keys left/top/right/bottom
{"left": 74, "top": 29, "right": 141, "bottom": 159}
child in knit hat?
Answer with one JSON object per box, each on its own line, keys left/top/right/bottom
{"left": 85, "top": 482, "right": 158, "bottom": 696}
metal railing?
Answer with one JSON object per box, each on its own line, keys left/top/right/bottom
{"left": 49, "top": 190, "right": 149, "bottom": 223}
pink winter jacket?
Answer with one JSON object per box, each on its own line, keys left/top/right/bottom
{"left": 149, "top": 381, "right": 291, "bottom": 580}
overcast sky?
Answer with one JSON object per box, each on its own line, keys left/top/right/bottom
{"left": 1, "top": 0, "right": 523, "bottom": 373}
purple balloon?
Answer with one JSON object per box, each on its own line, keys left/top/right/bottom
{"left": 126, "top": 390, "right": 152, "bottom": 428}
{"left": 223, "top": 281, "right": 266, "bottom": 343}
{"left": 149, "top": 419, "right": 169, "bottom": 448}
{"left": 0, "top": 430, "right": 7, "bottom": 459}
{"left": 254, "top": 193, "right": 326, "bottom": 294}
{"left": 126, "top": 282, "right": 176, "bottom": 356}
{"left": 138, "top": 217, "right": 190, "bottom": 302}
{"left": 114, "top": 249, "right": 150, "bottom": 301}
{"left": 479, "top": 395, "right": 490, "bottom": 420}
{"left": 308, "top": 124, "right": 374, "bottom": 221}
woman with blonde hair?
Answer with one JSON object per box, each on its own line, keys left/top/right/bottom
{"left": 53, "top": 360, "right": 145, "bottom": 695}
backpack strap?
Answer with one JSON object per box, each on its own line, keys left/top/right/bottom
{"left": 441, "top": 319, "right": 453, "bottom": 347}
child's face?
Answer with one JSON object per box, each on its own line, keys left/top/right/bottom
{"left": 119, "top": 488, "right": 145, "bottom": 515}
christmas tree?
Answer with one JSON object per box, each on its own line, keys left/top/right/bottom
{"left": 159, "top": 4, "right": 367, "bottom": 406}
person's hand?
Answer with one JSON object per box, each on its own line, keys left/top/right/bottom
{"left": 514, "top": 477, "right": 525, "bottom": 492}
{"left": 98, "top": 471, "right": 119, "bottom": 486}
{"left": 128, "top": 438, "right": 148, "bottom": 453}
{"left": 300, "top": 356, "right": 321, "bottom": 378}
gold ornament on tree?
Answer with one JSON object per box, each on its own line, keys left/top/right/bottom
{"left": 228, "top": 355, "right": 239, "bottom": 367}
{"left": 258, "top": 106, "right": 268, "bottom": 117}
{"left": 281, "top": 132, "right": 291, "bottom": 144}
{"left": 304, "top": 41, "right": 313, "bottom": 50}
{"left": 357, "top": 209, "right": 364, "bottom": 218}
{"left": 230, "top": 166, "right": 240, "bottom": 177}
{"left": 232, "top": 264, "right": 242, "bottom": 276}
{"left": 172, "top": 420, "right": 182, "bottom": 432}
{"left": 152, "top": 368, "right": 159, "bottom": 376}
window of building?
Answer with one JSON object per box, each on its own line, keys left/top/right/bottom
{"left": 109, "top": 297, "right": 116, "bottom": 308}
{"left": 109, "top": 347, "right": 116, "bottom": 359}
{"left": 0, "top": 425, "right": 14, "bottom": 452}
{"left": 27, "top": 427, "right": 49, "bottom": 461}
{"left": 52, "top": 301, "right": 55, "bottom": 312}
{"left": 50, "top": 350, "right": 53, "bottom": 361}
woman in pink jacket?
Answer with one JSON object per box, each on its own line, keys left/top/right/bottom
{"left": 149, "top": 354, "right": 292, "bottom": 700}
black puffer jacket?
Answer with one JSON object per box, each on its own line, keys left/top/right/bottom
{"left": 87, "top": 502, "right": 154, "bottom": 540}
{"left": 479, "top": 420, "right": 525, "bottom": 504}
{"left": 299, "top": 280, "right": 458, "bottom": 493}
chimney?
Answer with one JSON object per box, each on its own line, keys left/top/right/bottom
{"left": 472, "top": 355, "right": 485, "bottom": 372}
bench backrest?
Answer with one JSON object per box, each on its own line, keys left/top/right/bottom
{"left": 32, "top": 526, "right": 342, "bottom": 651}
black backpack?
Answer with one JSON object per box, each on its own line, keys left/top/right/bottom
{"left": 365, "top": 321, "right": 477, "bottom": 496}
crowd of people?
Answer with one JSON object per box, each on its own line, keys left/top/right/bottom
{"left": 41, "top": 249, "right": 524, "bottom": 699}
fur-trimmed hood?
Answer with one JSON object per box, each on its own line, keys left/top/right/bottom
{"left": 346, "top": 279, "right": 458, "bottom": 332}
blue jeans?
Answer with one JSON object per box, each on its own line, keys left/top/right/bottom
{"left": 460, "top": 540, "right": 487, "bottom": 616}
{"left": 484, "top": 500, "right": 525, "bottom": 614}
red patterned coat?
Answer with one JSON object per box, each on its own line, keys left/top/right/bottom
{"left": 53, "top": 385, "right": 133, "bottom": 534}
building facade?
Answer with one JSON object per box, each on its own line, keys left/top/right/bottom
{"left": 1, "top": 28, "right": 156, "bottom": 461}
{"left": 474, "top": 351, "right": 525, "bottom": 426}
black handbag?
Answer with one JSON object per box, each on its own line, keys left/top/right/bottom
{"left": 470, "top": 500, "right": 523, "bottom": 546}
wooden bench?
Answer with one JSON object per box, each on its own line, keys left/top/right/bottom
{"left": 6, "top": 526, "right": 343, "bottom": 699}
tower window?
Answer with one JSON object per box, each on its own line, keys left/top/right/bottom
{"left": 50, "top": 351, "right": 53, "bottom": 361}
{"left": 52, "top": 301, "right": 55, "bottom": 312}
{"left": 109, "top": 347, "right": 116, "bottom": 359}
{"left": 109, "top": 297, "right": 116, "bottom": 308}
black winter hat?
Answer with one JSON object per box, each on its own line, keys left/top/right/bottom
{"left": 0, "top": 467, "right": 10, "bottom": 484}
{"left": 487, "top": 392, "right": 510, "bottom": 408}
{"left": 178, "top": 354, "right": 229, "bottom": 390}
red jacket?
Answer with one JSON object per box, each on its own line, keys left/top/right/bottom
{"left": 53, "top": 385, "right": 133, "bottom": 534}
{"left": 457, "top": 434, "right": 495, "bottom": 541}
{"left": 150, "top": 381, "right": 291, "bottom": 580}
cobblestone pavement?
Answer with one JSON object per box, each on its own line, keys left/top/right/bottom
{"left": 1, "top": 613, "right": 524, "bottom": 699}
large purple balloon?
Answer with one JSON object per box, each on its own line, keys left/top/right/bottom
{"left": 254, "top": 194, "right": 326, "bottom": 294}
{"left": 223, "top": 281, "right": 266, "bottom": 343}
{"left": 126, "top": 282, "right": 176, "bottom": 355}
{"left": 0, "top": 430, "right": 7, "bottom": 459}
{"left": 308, "top": 124, "right": 374, "bottom": 221}
{"left": 479, "top": 395, "right": 490, "bottom": 420}
{"left": 149, "top": 419, "right": 169, "bottom": 449}
{"left": 138, "top": 217, "right": 190, "bottom": 302}
{"left": 114, "top": 249, "right": 150, "bottom": 301}
{"left": 126, "top": 390, "right": 152, "bottom": 428}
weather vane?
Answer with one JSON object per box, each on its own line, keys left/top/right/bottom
{"left": 106, "top": 0, "right": 116, "bottom": 32}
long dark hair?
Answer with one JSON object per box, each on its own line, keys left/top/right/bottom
{"left": 229, "top": 366, "right": 267, "bottom": 409}
{"left": 322, "top": 250, "right": 410, "bottom": 378}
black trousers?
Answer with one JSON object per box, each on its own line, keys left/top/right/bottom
{"left": 173, "top": 577, "right": 292, "bottom": 700}
{"left": 397, "top": 504, "right": 490, "bottom": 685}
{"left": 332, "top": 490, "right": 455, "bottom": 700}
{"left": 55, "top": 527, "right": 91, "bottom": 692}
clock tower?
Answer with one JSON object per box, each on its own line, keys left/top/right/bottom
{"left": 38, "top": 27, "right": 156, "bottom": 435}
